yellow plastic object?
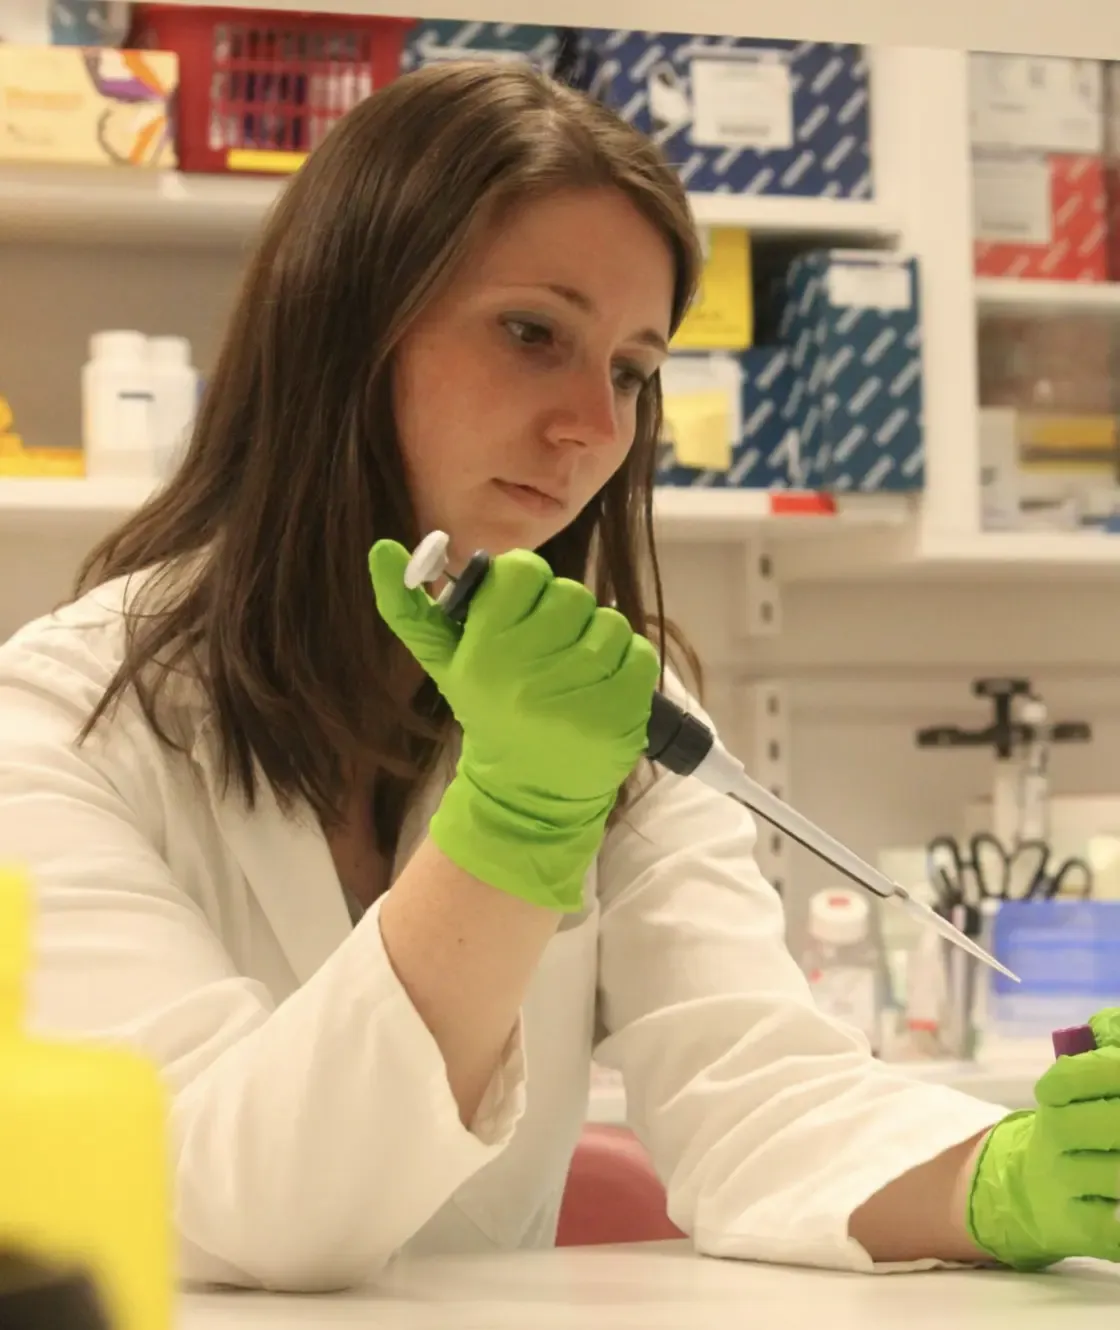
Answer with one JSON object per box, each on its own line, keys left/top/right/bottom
{"left": 0, "top": 447, "right": 85, "bottom": 478}
{"left": 0, "top": 867, "right": 173, "bottom": 1330}
{"left": 671, "top": 227, "right": 753, "bottom": 351}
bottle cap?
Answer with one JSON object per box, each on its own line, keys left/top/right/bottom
{"left": 147, "top": 336, "right": 191, "bottom": 369}
{"left": 1052, "top": 1024, "right": 1096, "bottom": 1058}
{"left": 0, "top": 868, "right": 29, "bottom": 1037}
{"left": 89, "top": 331, "right": 146, "bottom": 363}
{"left": 808, "top": 888, "right": 870, "bottom": 947}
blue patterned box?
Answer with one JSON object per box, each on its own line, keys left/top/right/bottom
{"left": 656, "top": 348, "right": 804, "bottom": 489}
{"left": 582, "top": 33, "right": 872, "bottom": 197}
{"left": 401, "top": 21, "right": 563, "bottom": 75}
{"left": 778, "top": 251, "right": 924, "bottom": 492}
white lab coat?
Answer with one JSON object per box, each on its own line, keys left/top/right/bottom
{"left": 0, "top": 574, "right": 1007, "bottom": 1292}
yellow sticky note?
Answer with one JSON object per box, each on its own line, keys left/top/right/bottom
{"left": 671, "top": 228, "right": 753, "bottom": 351}
{"left": 663, "top": 390, "right": 732, "bottom": 471}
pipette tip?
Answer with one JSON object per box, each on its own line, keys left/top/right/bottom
{"left": 895, "top": 893, "right": 1020, "bottom": 983}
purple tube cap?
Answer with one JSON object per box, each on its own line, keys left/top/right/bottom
{"left": 1052, "top": 1025, "right": 1097, "bottom": 1059}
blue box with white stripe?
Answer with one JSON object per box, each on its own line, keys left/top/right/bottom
{"left": 778, "top": 251, "right": 924, "bottom": 492}
{"left": 401, "top": 21, "right": 565, "bottom": 74}
{"left": 655, "top": 348, "right": 805, "bottom": 489}
{"left": 582, "top": 33, "right": 872, "bottom": 198}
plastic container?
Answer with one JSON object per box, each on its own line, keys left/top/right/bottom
{"left": 0, "top": 868, "right": 172, "bottom": 1330}
{"left": 81, "top": 330, "right": 156, "bottom": 480}
{"left": 147, "top": 335, "right": 198, "bottom": 478}
{"left": 801, "top": 888, "right": 886, "bottom": 1051}
{"left": 129, "top": 5, "right": 414, "bottom": 174}
{"left": 988, "top": 899, "right": 1120, "bottom": 1039}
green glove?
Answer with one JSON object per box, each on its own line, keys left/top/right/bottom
{"left": 368, "top": 540, "right": 660, "bottom": 911}
{"left": 967, "top": 1007, "right": 1120, "bottom": 1268}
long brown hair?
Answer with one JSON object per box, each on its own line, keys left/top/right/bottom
{"left": 75, "top": 59, "right": 703, "bottom": 855}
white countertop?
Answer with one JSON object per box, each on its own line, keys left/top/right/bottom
{"left": 181, "top": 1241, "right": 1120, "bottom": 1329}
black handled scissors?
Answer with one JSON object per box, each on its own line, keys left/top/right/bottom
{"left": 927, "top": 833, "right": 1093, "bottom": 904}
{"left": 1015, "top": 839, "right": 1093, "bottom": 899}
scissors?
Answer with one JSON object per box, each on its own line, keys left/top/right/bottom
{"left": 927, "top": 833, "right": 1093, "bottom": 904}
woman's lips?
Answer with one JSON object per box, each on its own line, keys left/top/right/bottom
{"left": 493, "top": 479, "right": 566, "bottom": 515}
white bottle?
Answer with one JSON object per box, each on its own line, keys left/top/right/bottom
{"left": 81, "top": 331, "right": 156, "bottom": 481}
{"left": 147, "top": 336, "right": 200, "bottom": 478}
{"left": 801, "top": 888, "right": 884, "bottom": 1053}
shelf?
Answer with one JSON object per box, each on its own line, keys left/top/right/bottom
{"left": 688, "top": 192, "right": 899, "bottom": 241}
{"left": 652, "top": 488, "right": 912, "bottom": 541}
{"left": 778, "top": 523, "right": 1120, "bottom": 582}
{"left": 0, "top": 476, "right": 913, "bottom": 546}
{"left": 0, "top": 166, "right": 284, "bottom": 247}
{"left": 86, "top": 0, "right": 1120, "bottom": 60}
{"left": 975, "top": 277, "right": 1120, "bottom": 318}
{"left": 0, "top": 478, "right": 154, "bottom": 537}
{"left": 0, "top": 164, "right": 899, "bottom": 248}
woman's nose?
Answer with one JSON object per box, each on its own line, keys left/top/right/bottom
{"left": 547, "top": 369, "right": 620, "bottom": 451}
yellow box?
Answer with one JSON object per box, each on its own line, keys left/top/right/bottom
{"left": 0, "top": 46, "right": 178, "bottom": 168}
{"left": 1018, "top": 413, "right": 1118, "bottom": 474}
{"left": 671, "top": 227, "right": 753, "bottom": 351}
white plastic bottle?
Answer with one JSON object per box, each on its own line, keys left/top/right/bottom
{"left": 81, "top": 330, "right": 156, "bottom": 480}
{"left": 801, "top": 888, "right": 885, "bottom": 1053}
{"left": 147, "top": 336, "right": 200, "bottom": 478}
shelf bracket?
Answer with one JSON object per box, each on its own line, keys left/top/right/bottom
{"left": 740, "top": 539, "right": 781, "bottom": 638}
{"left": 743, "top": 678, "right": 791, "bottom": 897}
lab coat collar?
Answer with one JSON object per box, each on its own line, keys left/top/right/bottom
{"left": 193, "top": 718, "right": 353, "bottom": 985}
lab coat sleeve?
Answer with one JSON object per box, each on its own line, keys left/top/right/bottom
{"left": 0, "top": 641, "right": 525, "bottom": 1292}
{"left": 593, "top": 718, "right": 1007, "bottom": 1273}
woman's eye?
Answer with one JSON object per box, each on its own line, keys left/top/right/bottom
{"left": 612, "top": 364, "right": 650, "bottom": 395}
{"left": 504, "top": 317, "right": 554, "bottom": 348}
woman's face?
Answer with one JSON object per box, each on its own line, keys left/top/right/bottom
{"left": 392, "top": 186, "right": 675, "bottom": 567}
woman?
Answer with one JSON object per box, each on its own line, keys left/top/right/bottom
{"left": 0, "top": 61, "right": 1117, "bottom": 1292}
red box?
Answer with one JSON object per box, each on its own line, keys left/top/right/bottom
{"left": 129, "top": 5, "right": 413, "bottom": 175}
{"left": 973, "top": 153, "right": 1107, "bottom": 281}
{"left": 1108, "top": 164, "right": 1120, "bottom": 279}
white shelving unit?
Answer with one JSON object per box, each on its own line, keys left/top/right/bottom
{"left": 0, "top": 165, "right": 901, "bottom": 247}
{"left": 976, "top": 276, "right": 1120, "bottom": 317}
{"left": 4, "top": 14, "right": 1120, "bottom": 1052}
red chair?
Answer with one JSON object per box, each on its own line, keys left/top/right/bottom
{"left": 556, "top": 1124, "right": 685, "bottom": 1246}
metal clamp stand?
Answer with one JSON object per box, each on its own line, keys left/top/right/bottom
{"left": 915, "top": 676, "right": 1090, "bottom": 846}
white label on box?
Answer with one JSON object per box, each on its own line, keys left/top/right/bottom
{"left": 689, "top": 58, "right": 794, "bottom": 149}
{"left": 660, "top": 353, "right": 743, "bottom": 442}
{"left": 827, "top": 263, "right": 912, "bottom": 311}
{"left": 971, "top": 156, "right": 1052, "bottom": 245}
{"left": 968, "top": 54, "right": 1103, "bottom": 154}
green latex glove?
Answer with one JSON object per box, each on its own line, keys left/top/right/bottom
{"left": 967, "top": 1007, "right": 1120, "bottom": 1268}
{"left": 368, "top": 540, "right": 660, "bottom": 911}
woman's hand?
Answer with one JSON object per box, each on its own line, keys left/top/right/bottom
{"left": 369, "top": 540, "right": 659, "bottom": 912}
{"left": 967, "top": 1007, "right": 1120, "bottom": 1268}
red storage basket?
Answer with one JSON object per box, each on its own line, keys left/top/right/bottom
{"left": 129, "top": 5, "right": 413, "bottom": 175}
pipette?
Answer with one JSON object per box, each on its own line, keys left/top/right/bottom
{"left": 403, "top": 532, "right": 1019, "bottom": 984}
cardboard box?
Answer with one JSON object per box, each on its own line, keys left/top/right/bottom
{"left": 585, "top": 33, "right": 872, "bottom": 198}
{"left": 968, "top": 54, "right": 1104, "bottom": 155}
{"left": 0, "top": 45, "right": 177, "bottom": 168}
{"left": 778, "top": 251, "right": 924, "bottom": 493}
{"left": 1106, "top": 63, "right": 1120, "bottom": 279}
{"left": 973, "top": 151, "right": 1108, "bottom": 281}
{"left": 655, "top": 348, "right": 804, "bottom": 489}
{"left": 400, "top": 20, "right": 564, "bottom": 74}
{"left": 979, "top": 405, "right": 1120, "bottom": 531}
{"left": 671, "top": 227, "right": 753, "bottom": 351}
